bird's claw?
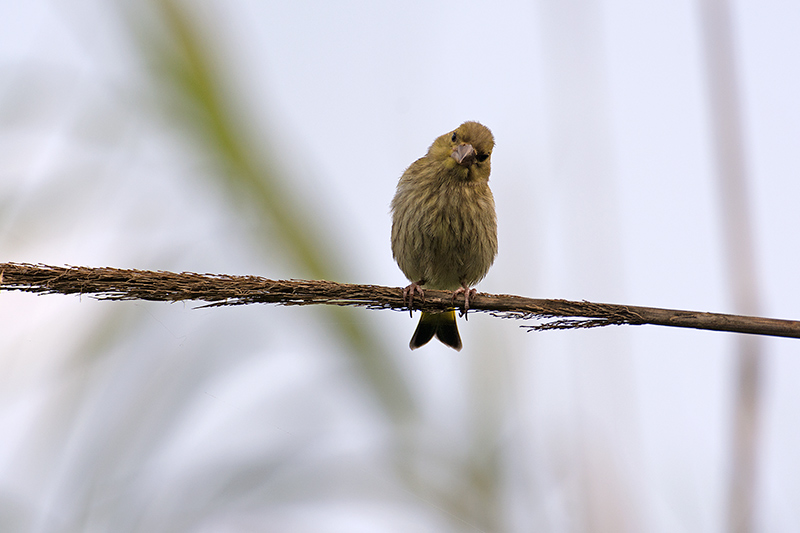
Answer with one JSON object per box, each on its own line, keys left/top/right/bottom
{"left": 402, "top": 282, "right": 425, "bottom": 317}
{"left": 452, "top": 286, "right": 477, "bottom": 319}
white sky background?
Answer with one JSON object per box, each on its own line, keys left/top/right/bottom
{"left": 1, "top": 0, "right": 799, "bottom": 531}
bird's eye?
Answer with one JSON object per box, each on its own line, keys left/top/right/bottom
{"left": 476, "top": 153, "right": 489, "bottom": 162}
{"left": 451, "top": 132, "right": 457, "bottom": 142}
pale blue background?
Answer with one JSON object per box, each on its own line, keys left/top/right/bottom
{"left": 1, "top": 0, "right": 798, "bottom": 531}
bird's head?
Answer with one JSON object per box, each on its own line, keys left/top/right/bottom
{"left": 428, "top": 121, "right": 494, "bottom": 182}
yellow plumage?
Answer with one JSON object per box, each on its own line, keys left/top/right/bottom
{"left": 391, "top": 121, "right": 497, "bottom": 350}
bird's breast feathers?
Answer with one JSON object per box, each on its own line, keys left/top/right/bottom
{"left": 392, "top": 178, "right": 497, "bottom": 289}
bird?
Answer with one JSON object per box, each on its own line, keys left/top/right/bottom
{"left": 391, "top": 121, "right": 497, "bottom": 350}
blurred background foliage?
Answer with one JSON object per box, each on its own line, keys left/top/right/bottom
{"left": 1, "top": 0, "right": 800, "bottom": 532}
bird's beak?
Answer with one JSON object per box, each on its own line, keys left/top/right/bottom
{"left": 451, "top": 143, "right": 476, "bottom": 166}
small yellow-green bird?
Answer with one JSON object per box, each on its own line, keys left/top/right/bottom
{"left": 391, "top": 121, "right": 497, "bottom": 350}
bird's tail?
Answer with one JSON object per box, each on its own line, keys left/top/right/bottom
{"left": 410, "top": 310, "right": 462, "bottom": 351}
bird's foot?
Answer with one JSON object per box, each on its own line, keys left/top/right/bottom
{"left": 452, "top": 285, "right": 477, "bottom": 319}
{"left": 402, "top": 281, "right": 425, "bottom": 317}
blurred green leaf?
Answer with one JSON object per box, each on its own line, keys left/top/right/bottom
{"left": 128, "top": 0, "right": 415, "bottom": 423}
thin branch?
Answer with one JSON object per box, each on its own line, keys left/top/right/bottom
{"left": 2, "top": 263, "right": 799, "bottom": 339}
